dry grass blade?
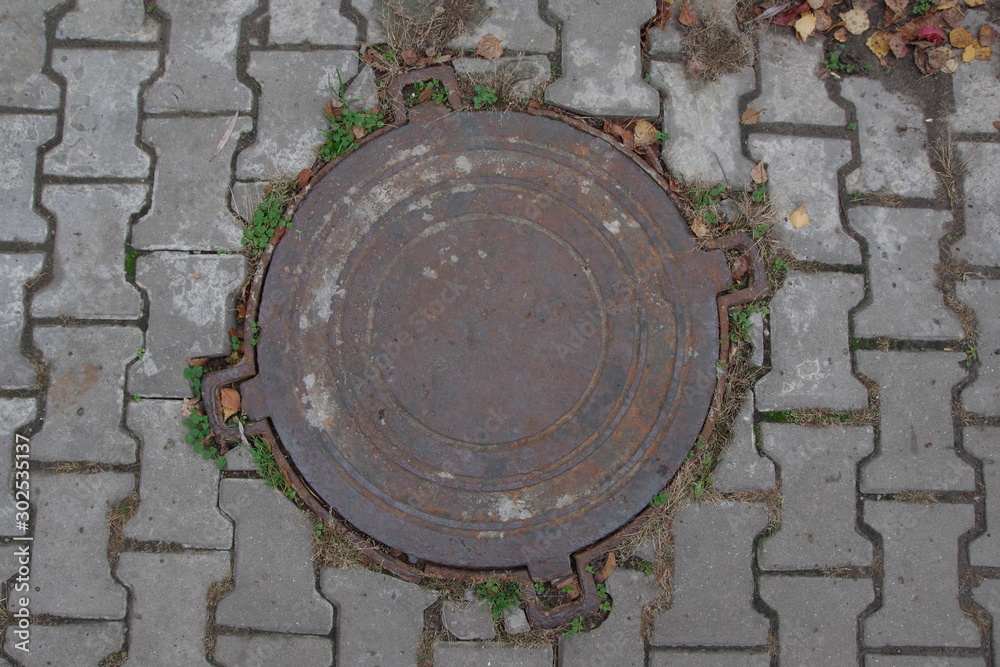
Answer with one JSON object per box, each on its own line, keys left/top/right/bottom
{"left": 107, "top": 492, "right": 140, "bottom": 566}
{"left": 381, "top": 0, "right": 483, "bottom": 56}
{"left": 930, "top": 134, "right": 972, "bottom": 209}
{"left": 683, "top": 20, "right": 753, "bottom": 81}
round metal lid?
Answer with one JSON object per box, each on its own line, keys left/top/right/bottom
{"left": 241, "top": 109, "right": 732, "bottom": 580}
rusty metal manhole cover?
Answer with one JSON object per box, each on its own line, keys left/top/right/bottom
{"left": 205, "top": 68, "right": 765, "bottom": 624}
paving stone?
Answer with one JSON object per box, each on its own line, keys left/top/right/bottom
{"left": 647, "top": 0, "right": 746, "bottom": 56}
{"left": 0, "top": 1, "right": 61, "bottom": 109}
{"left": 144, "top": 0, "right": 255, "bottom": 112}
{"left": 749, "top": 309, "right": 765, "bottom": 367}
{"left": 651, "top": 502, "right": 769, "bottom": 647}
{"left": 57, "top": 0, "right": 158, "bottom": 41}
{"left": 853, "top": 207, "right": 962, "bottom": 339}
{"left": 215, "top": 634, "right": 334, "bottom": 667}
{"left": 128, "top": 252, "right": 245, "bottom": 397}
{"left": 223, "top": 439, "right": 258, "bottom": 471}
{"left": 45, "top": 49, "right": 156, "bottom": 177}
{"left": 760, "top": 575, "right": 872, "bottom": 664}
{"left": 950, "top": 56, "right": 1000, "bottom": 134}
{"left": 216, "top": 479, "right": 332, "bottom": 634}
{"left": 957, "top": 279, "right": 1000, "bottom": 416}
{"left": 133, "top": 117, "right": 250, "bottom": 251}
{"left": 268, "top": 0, "right": 356, "bottom": 46}
{"left": 753, "top": 30, "right": 845, "bottom": 125}
{"left": 747, "top": 135, "right": 859, "bottom": 264}
{"left": 759, "top": 424, "right": 873, "bottom": 569}
{"left": 351, "top": 0, "right": 388, "bottom": 43}
{"left": 32, "top": 326, "right": 140, "bottom": 463}
{"left": 0, "top": 253, "right": 44, "bottom": 391}
{"left": 346, "top": 65, "right": 379, "bottom": 112}
{"left": 434, "top": 641, "right": 553, "bottom": 666}
{"left": 964, "top": 427, "right": 1000, "bottom": 566}
{"left": 649, "top": 652, "right": 771, "bottom": 666}
{"left": 236, "top": 50, "right": 358, "bottom": 180}
{"left": 27, "top": 472, "right": 132, "bottom": 618}
{"left": 650, "top": 62, "right": 755, "bottom": 186}
{"left": 118, "top": 551, "right": 229, "bottom": 666}
{"left": 503, "top": 606, "right": 531, "bottom": 634}
{"left": 863, "top": 501, "right": 979, "bottom": 647}
{"left": 841, "top": 77, "right": 937, "bottom": 198}
{"left": 0, "top": 114, "right": 56, "bottom": 243}
{"left": 33, "top": 184, "right": 145, "bottom": 319}
{"left": 449, "top": 0, "right": 557, "bottom": 52}
{"left": 453, "top": 55, "right": 551, "bottom": 101}
{"left": 3, "top": 622, "right": 124, "bottom": 667}
{"left": 561, "top": 569, "right": 659, "bottom": 666}
{"left": 545, "top": 0, "right": 659, "bottom": 118}
{"left": 442, "top": 599, "right": 496, "bottom": 640}
{"left": 124, "top": 399, "right": 231, "bottom": 548}
{"left": 0, "top": 399, "right": 35, "bottom": 533}
{"left": 229, "top": 180, "right": 269, "bottom": 224}
{"left": 972, "top": 579, "right": 1000, "bottom": 661}
{"left": 755, "top": 271, "right": 868, "bottom": 411}
{"left": 857, "top": 351, "right": 974, "bottom": 493}
{"left": 321, "top": 566, "right": 437, "bottom": 666}
{"left": 952, "top": 143, "right": 1000, "bottom": 266}
{"left": 865, "top": 656, "right": 986, "bottom": 666}
{"left": 713, "top": 395, "right": 776, "bottom": 493}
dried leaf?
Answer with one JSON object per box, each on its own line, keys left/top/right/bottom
{"left": 981, "top": 24, "right": 998, "bottom": 47}
{"left": 188, "top": 357, "right": 209, "bottom": 367}
{"left": 773, "top": 0, "right": 809, "bottom": 26}
{"left": 867, "top": 30, "right": 892, "bottom": 65}
{"left": 679, "top": 0, "right": 699, "bottom": 26}
{"left": 685, "top": 56, "right": 708, "bottom": 78}
{"left": 926, "top": 45, "right": 953, "bottom": 70}
{"left": 297, "top": 168, "right": 313, "bottom": 188}
{"left": 476, "top": 33, "right": 504, "bottom": 59}
{"left": 180, "top": 396, "right": 199, "bottom": 418}
{"left": 941, "top": 7, "right": 964, "bottom": 28}
{"left": 633, "top": 120, "right": 658, "bottom": 147}
{"left": 553, "top": 576, "right": 580, "bottom": 599}
{"left": 221, "top": 388, "right": 241, "bottom": 422}
{"left": 795, "top": 11, "right": 817, "bottom": 39}
{"left": 963, "top": 41, "right": 991, "bottom": 61}
{"left": 833, "top": 26, "right": 849, "bottom": 42}
{"left": 741, "top": 108, "right": 761, "bottom": 125}
{"left": 918, "top": 24, "right": 947, "bottom": 44}
{"left": 993, "top": 121, "right": 1000, "bottom": 130}
{"left": 885, "top": 0, "right": 908, "bottom": 15}
{"left": 691, "top": 213, "right": 712, "bottom": 237}
{"left": 235, "top": 302, "right": 247, "bottom": 319}
{"left": 914, "top": 45, "right": 931, "bottom": 74}
{"left": 750, "top": 160, "right": 768, "bottom": 184}
{"left": 351, "top": 125, "right": 368, "bottom": 140}
{"left": 807, "top": 0, "right": 824, "bottom": 8}
{"left": 942, "top": 57, "right": 960, "bottom": 72}
{"left": 596, "top": 553, "right": 617, "bottom": 583}
{"left": 815, "top": 9, "right": 833, "bottom": 31}
{"left": 401, "top": 49, "right": 419, "bottom": 66}
{"left": 212, "top": 111, "right": 239, "bottom": 159}
{"left": 789, "top": 203, "right": 810, "bottom": 229}
{"left": 965, "top": 0, "right": 984, "bottom": 6}
{"left": 889, "top": 32, "right": 911, "bottom": 58}
{"left": 950, "top": 27, "right": 974, "bottom": 48}
{"left": 842, "top": 8, "right": 870, "bottom": 34}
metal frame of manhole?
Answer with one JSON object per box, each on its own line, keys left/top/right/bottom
{"left": 203, "top": 66, "right": 769, "bottom": 628}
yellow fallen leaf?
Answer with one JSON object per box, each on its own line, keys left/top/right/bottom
{"left": 936, "top": 0, "right": 956, "bottom": 8}
{"left": 842, "top": 9, "right": 870, "bottom": 35}
{"left": 963, "top": 42, "right": 991, "bottom": 61}
{"left": 950, "top": 27, "right": 974, "bottom": 48}
{"left": 476, "top": 33, "right": 504, "bottom": 60}
{"left": 741, "top": 108, "right": 760, "bottom": 125}
{"left": 795, "top": 12, "right": 817, "bottom": 40}
{"left": 221, "top": 388, "right": 241, "bottom": 422}
{"left": 885, "top": 0, "right": 908, "bottom": 15}
{"left": 833, "top": 27, "right": 849, "bottom": 42}
{"left": 750, "top": 160, "right": 768, "bottom": 184}
{"left": 866, "top": 30, "right": 892, "bottom": 65}
{"left": 690, "top": 213, "right": 711, "bottom": 238}
{"left": 633, "top": 120, "right": 658, "bottom": 147}
{"left": 789, "top": 203, "right": 810, "bottom": 229}
{"left": 965, "top": 0, "right": 985, "bottom": 5}
{"left": 807, "top": 0, "right": 824, "bottom": 8}
{"left": 943, "top": 58, "right": 959, "bottom": 73}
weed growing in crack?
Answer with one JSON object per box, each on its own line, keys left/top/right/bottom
{"left": 475, "top": 578, "right": 522, "bottom": 620}
{"left": 183, "top": 411, "right": 226, "bottom": 469}
{"left": 124, "top": 249, "right": 139, "bottom": 281}
{"left": 183, "top": 365, "right": 203, "bottom": 398}
{"left": 247, "top": 435, "right": 297, "bottom": 501}
{"left": 650, "top": 490, "right": 669, "bottom": 506}
{"left": 561, "top": 617, "right": 584, "bottom": 636}
{"left": 243, "top": 182, "right": 294, "bottom": 256}
{"left": 730, "top": 304, "right": 769, "bottom": 344}
{"left": 596, "top": 581, "right": 612, "bottom": 613}
{"left": 472, "top": 83, "right": 498, "bottom": 110}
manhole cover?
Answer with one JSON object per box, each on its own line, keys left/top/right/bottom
{"left": 205, "top": 68, "right": 766, "bottom": 625}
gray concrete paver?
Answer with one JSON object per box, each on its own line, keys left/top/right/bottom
{"left": 972, "top": 579, "right": 1000, "bottom": 664}
{"left": 956, "top": 279, "right": 1000, "bottom": 416}
{"left": 0, "top": 114, "right": 56, "bottom": 243}
{"left": 448, "top": 0, "right": 557, "bottom": 52}
{"left": 649, "top": 651, "right": 771, "bottom": 666}
{"left": 754, "top": 30, "right": 845, "bottom": 125}
{"left": 2, "top": 622, "right": 124, "bottom": 667}
{"left": 951, "top": 143, "right": 1000, "bottom": 266}
{"left": 215, "top": 634, "right": 334, "bottom": 667}
{"left": 865, "top": 656, "right": 986, "bottom": 666}
{"left": 0, "top": 399, "right": 35, "bottom": 533}
{"left": 0, "top": 253, "right": 44, "bottom": 391}
{"left": 963, "top": 426, "right": 1000, "bottom": 566}
{"left": 267, "top": 0, "right": 356, "bottom": 46}
{"left": 433, "top": 641, "right": 553, "bottom": 667}
{"left": 713, "top": 395, "right": 775, "bottom": 493}
{"left": 453, "top": 55, "right": 551, "bottom": 101}
{"left": 442, "top": 598, "right": 496, "bottom": 640}
{"left": 57, "top": 0, "right": 158, "bottom": 41}
{"left": 949, "top": 57, "right": 1000, "bottom": 135}
{"left": 0, "top": 1, "right": 61, "bottom": 109}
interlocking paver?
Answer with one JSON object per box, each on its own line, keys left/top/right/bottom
{"left": 760, "top": 576, "right": 872, "bottom": 664}
{"left": 865, "top": 656, "right": 986, "bottom": 666}
{"left": 863, "top": 501, "right": 979, "bottom": 648}
{"left": 649, "top": 652, "right": 770, "bottom": 666}
{"left": 434, "top": 641, "right": 553, "bottom": 666}
{"left": 949, "top": 58, "right": 1000, "bottom": 134}
{"left": 321, "top": 567, "right": 437, "bottom": 667}
{"left": 651, "top": 503, "right": 769, "bottom": 647}
{"left": 32, "top": 326, "right": 139, "bottom": 463}
{"left": 33, "top": 184, "right": 145, "bottom": 319}
{"left": 267, "top": 0, "right": 356, "bottom": 46}
{"left": 124, "top": 399, "right": 231, "bottom": 548}
{"left": 27, "top": 472, "right": 132, "bottom": 618}
{"left": 972, "top": 579, "right": 1000, "bottom": 663}
{"left": 748, "top": 135, "right": 858, "bottom": 264}
{"left": 144, "top": 0, "right": 255, "bottom": 112}
{"left": 503, "top": 606, "right": 530, "bottom": 634}
{"left": 951, "top": 143, "right": 1000, "bottom": 266}
{"left": 756, "top": 271, "right": 867, "bottom": 411}
{"left": 57, "top": 0, "right": 157, "bottom": 41}
{"left": 133, "top": 117, "right": 250, "bottom": 251}
{"left": 0, "top": 253, "right": 44, "bottom": 391}
{"left": 754, "top": 30, "right": 845, "bottom": 125}
{"left": 351, "top": 0, "right": 387, "bottom": 43}
{"left": 0, "top": 399, "right": 35, "bottom": 532}
{"left": 236, "top": 50, "right": 357, "bottom": 180}
{"left": 442, "top": 598, "right": 496, "bottom": 640}
{"left": 651, "top": 62, "right": 755, "bottom": 185}
{"left": 346, "top": 65, "right": 379, "bottom": 112}
{"left": 45, "top": 49, "right": 157, "bottom": 178}
{"left": 128, "top": 252, "right": 245, "bottom": 397}
{"left": 851, "top": 207, "right": 962, "bottom": 339}
{"left": 449, "top": 0, "right": 557, "bottom": 52}
{"left": 857, "top": 351, "right": 974, "bottom": 493}
{"left": 841, "top": 78, "right": 937, "bottom": 198}
{"left": 561, "top": 569, "right": 659, "bottom": 666}
{"left": 759, "top": 424, "right": 873, "bottom": 569}
{"left": 0, "top": 1, "right": 61, "bottom": 109}
{"left": 453, "top": 55, "right": 551, "bottom": 101}
{"left": 712, "top": 395, "right": 775, "bottom": 493}
{"left": 964, "top": 426, "right": 1000, "bottom": 566}
{"left": 956, "top": 279, "right": 1000, "bottom": 416}
{"left": 545, "top": 0, "right": 659, "bottom": 117}
{"left": 3, "top": 622, "right": 124, "bottom": 666}
{"left": 215, "top": 634, "right": 334, "bottom": 667}
{"left": 0, "top": 114, "right": 56, "bottom": 243}
{"left": 216, "top": 479, "right": 333, "bottom": 634}
{"left": 117, "top": 551, "right": 229, "bottom": 666}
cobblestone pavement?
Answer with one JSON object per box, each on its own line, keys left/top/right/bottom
{"left": 1, "top": 0, "right": 999, "bottom": 665}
